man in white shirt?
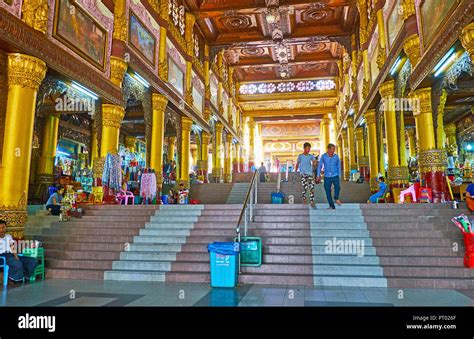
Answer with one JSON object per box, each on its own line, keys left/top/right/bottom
{"left": 0, "top": 220, "right": 37, "bottom": 283}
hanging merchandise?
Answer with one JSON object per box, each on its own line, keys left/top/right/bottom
{"left": 140, "top": 169, "right": 157, "bottom": 203}
{"left": 102, "top": 153, "right": 123, "bottom": 192}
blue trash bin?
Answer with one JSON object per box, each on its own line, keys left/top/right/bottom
{"left": 207, "top": 242, "right": 240, "bottom": 288}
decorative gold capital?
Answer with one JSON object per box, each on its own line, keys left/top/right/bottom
{"left": 438, "top": 89, "right": 448, "bottom": 115}
{"left": 7, "top": 53, "right": 47, "bottom": 91}
{"left": 409, "top": 87, "right": 431, "bottom": 116}
{"left": 201, "top": 131, "right": 211, "bottom": 144}
{"left": 388, "top": 165, "right": 409, "bottom": 183}
{"left": 403, "top": 34, "right": 421, "bottom": 68}
{"left": 406, "top": 127, "right": 415, "bottom": 137}
{"left": 113, "top": 1, "right": 128, "bottom": 42}
{"left": 22, "top": 0, "right": 48, "bottom": 34}
{"left": 376, "top": 45, "right": 386, "bottom": 70}
{"left": 102, "top": 104, "right": 125, "bottom": 128}
{"left": 181, "top": 116, "right": 193, "bottom": 131}
{"left": 110, "top": 56, "right": 128, "bottom": 88}
{"left": 346, "top": 115, "right": 354, "bottom": 126}
{"left": 355, "top": 127, "right": 364, "bottom": 141}
{"left": 215, "top": 122, "right": 224, "bottom": 134}
{"left": 152, "top": 93, "right": 168, "bottom": 111}
{"left": 364, "top": 109, "right": 377, "bottom": 125}
{"left": 460, "top": 22, "right": 474, "bottom": 63}
{"left": 185, "top": 89, "right": 194, "bottom": 107}
{"left": 362, "top": 78, "right": 370, "bottom": 100}
{"left": 379, "top": 80, "right": 395, "bottom": 98}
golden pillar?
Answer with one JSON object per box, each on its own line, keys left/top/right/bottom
{"left": 409, "top": 87, "right": 449, "bottom": 202}
{"left": 100, "top": 104, "right": 125, "bottom": 157}
{"left": 320, "top": 115, "right": 331, "bottom": 155}
{"left": 180, "top": 116, "right": 193, "bottom": 185}
{"left": 150, "top": 93, "right": 168, "bottom": 185}
{"left": 399, "top": 112, "right": 407, "bottom": 168}
{"left": 364, "top": 109, "right": 379, "bottom": 191}
{"left": 379, "top": 80, "right": 408, "bottom": 185}
{"left": 232, "top": 142, "right": 239, "bottom": 173}
{"left": 37, "top": 113, "right": 59, "bottom": 178}
{"left": 125, "top": 136, "right": 136, "bottom": 153}
{"left": 224, "top": 133, "right": 233, "bottom": 183}
{"left": 460, "top": 22, "right": 474, "bottom": 63}
{"left": 346, "top": 116, "right": 357, "bottom": 171}
{"left": 184, "top": 13, "right": 196, "bottom": 106}
{"left": 436, "top": 89, "right": 448, "bottom": 150}
{"left": 90, "top": 123, "right": 99, "bottom": 167}
{"left": 376, "top": 6, "right": 387, "bottom": 70}
{"left": 355, "top": 126, "right": 369, "bottom": 179}
{"left": 158, "top": 26, "right": 168, "bottom": 82}
{"left": 167, "top": 137, "right": 176, "bottom": 163}
{"left": 191, "top": 148, "right": 198, "bottom": 168}
{"left": 204, "top": 44, "right": 210, "bottom": 103}
{"left": 0, "top": 53, "right": 47, "bottom": 239}
{"left": 248, "top": 118, "right": 255, "bottom": 169}
{"left": 212, "top": 122, "right": 224, "bottom": 182}
{"left": 198, "top": 131, "right": 210, "bottom": 182}
{"left": 341, "top": 131, "right": 350, "bottom": 180}
{"left": 445, "top": 123, "right": 458, "bottom": 157}
{"left": 406, "top": 128, "right": 416, "bottom": 158}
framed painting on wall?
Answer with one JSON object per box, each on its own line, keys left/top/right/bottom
{"left": 168, "top": 59, "right": 184, "bottom": 95}
{"left": 419, "top": 0, "right": 459, "bottom": 50}
{"left": 129, "top": 12, "right": 156, "bottom": 66}
{"left": 53, "top": 0, "right": 107, "bottom": 70}
{"left": 386, "top": 0, "right": 403, "bottom": 49}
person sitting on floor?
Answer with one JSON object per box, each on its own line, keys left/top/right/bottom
{"left": 45, "top": 185, "right": 64, "bottom": 215}
{"left": 367, "top": 177, "right": 387, "bottom": 203}
{"left": 177, "top": 183, "right": 189, "bottom": 205}
{"left": 0, "top": 220, "right": 37, "bottom": 283}
{"left": 466, "top": 180, "right": 474, "bottom": 212}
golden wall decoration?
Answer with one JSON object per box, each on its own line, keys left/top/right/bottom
{"left": 418, "top": 149, "right": 448, "bottom": 173}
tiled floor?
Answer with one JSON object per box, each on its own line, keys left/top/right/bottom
{"left": 1, "top": 279, "right": 473, "bottom": 307}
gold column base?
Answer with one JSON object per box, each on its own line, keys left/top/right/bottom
{"left": 387, "top": 166, "right": 410, "bottom": 184}
{"left": 418, "top": 149, "right": 447, "bottom": 174}
{"left": 358, "top": 156, "right": 369, "bottom": 167}
{"left": 223, "top": 173, "right": 232, "bottom": 183}
{"left": 211, "top": 168, "right": 222, "bottom": 183}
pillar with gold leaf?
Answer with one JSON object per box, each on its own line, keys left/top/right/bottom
{"left": 355, "top": 126, "right": 369, "bottom": 181}
{"left": 0, "top": 54, "right": 47, "bottom": 239}
{"left": 36, "top": 113, "right": 60, "bottom": 187}
{"left": 460, "top": 21, "right": 474, "bottom": 63}
{"left": 198, "top": 131, "right": 210, "bottom": 182}
{"left": 100, "top": 104, "right": 125, "bottom": 157}
{"left": 379, "top": 80, "right": 409, "bottom": 189}
{"left": 320, "top": 115, "right": 331, "bottom": 155}
{"left": 180, "top": 116, "right": 193, "bottom": 186}
{"left": 184, "top": 12, "right": 196, "bottom": 106}
{"left": 232, "top": 142, "right": 239, "bottom": 173}
{"left": 109, "top": 0, "right": 128, "bottom": 88}
{"left": 212, "top": 122, "right": 224, "bottom": 182}
{"left": 341, "top": 131, "right": 350, "bottom": 180}
{"left": 406, "top": 127, "right": 416, "bottom": 158}
{"left": 150, "top": 93, "right": 168, "bottom": 190}
{"left": 224, "top": 133, "right": 233, "bottom": 183}
{"left": 409, "top": 87, "right": 449, "bottom": 202}
{"left": 436, "top": 89, "right": 448, "bottom": 150}
{"left": 346, "top": 115, "right": 357, "bottom": 172}
{"left": 167, "top": 136, "right": 176, "bottom": 163}
{"left": 248, "top": 118, "right": 255, "bottom": 170}
{"left": 157, "top": 0, "right": 169, "bottom": 82}
{"left": 444, "top": 123, "right": 458, "bottom": 158}
{"left": 364, "top": 109, "right": 379, "bottom": 192}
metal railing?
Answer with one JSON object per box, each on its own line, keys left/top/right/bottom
{"left": 235, "top": 171, "right": 258, "bottom": 273}
{"left": 235, "top": 170, "right": 258, "bottom": 244}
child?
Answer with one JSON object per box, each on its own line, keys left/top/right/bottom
{"left": 177, "top": 183, "right": 189, "bottom": 205}
{"left": 295, "top": 142, "right": 316, "bottom": 208}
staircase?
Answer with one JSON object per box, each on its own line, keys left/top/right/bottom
{"left": 24, "top": 205, "right": 57, "bottom": 237}
{"left": 226, "top": 183, "right": 250, "bottom": 204}
{"left": 189, "top": 183, "right": 233, "bottom": 203}
{"left": 33, "top": 205, "right": 158, "bottom": 280}
{"left": 361, "top": 204, "right": 473, "bottom": 289}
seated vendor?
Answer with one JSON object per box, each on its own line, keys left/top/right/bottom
{"left": 466, "top": 180, "right": 474, "bottom": 212}
{"left": 45, "top": 185, "right": 64, "bottom": 215}
{"left": 367, "top": 177, "right": 387, "bottom": 203}
{"left": 0, "top": 220, "right": 37, "bottom": 283}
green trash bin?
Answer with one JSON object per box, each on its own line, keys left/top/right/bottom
{"left": 235, "top": 236, "right": 262, "bottom": 267}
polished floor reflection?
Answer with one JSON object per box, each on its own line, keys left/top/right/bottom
{"left": 1, "top": 280, "right": 473, "bottom": 307}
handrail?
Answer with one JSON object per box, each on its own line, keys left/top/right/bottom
{"left": 235, "top": 170, "right": 258, "bottom": 242}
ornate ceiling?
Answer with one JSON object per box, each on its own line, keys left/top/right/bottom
{"left": 187, "top": 0, "right": 357, "bottom": 81}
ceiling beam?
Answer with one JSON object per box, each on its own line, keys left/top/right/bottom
{"left": 243, "top": 107, "right": 334, "bottom": 118}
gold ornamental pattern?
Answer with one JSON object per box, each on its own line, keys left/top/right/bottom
{"left": 7, "top": 53, "right": 47, "bottom": 91}
{"left": 418, "top": 149, "right": 448, "bottom": 173}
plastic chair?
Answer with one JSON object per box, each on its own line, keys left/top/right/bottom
{"left": 18, "top": 247, "right": 45, "bottom": 282}
{"left": 117, "top": 189, "right": 134, "bottom": 205}
{"left": 399, "top": 185, "right": 417, "bottom": 204}
{"left": 419, "top": 187, "right": 433, "bottom": 203}
{"left": 376, "top": 189, "right": 390, "bottom": 203}
{"left": 0, "top": 257, "right": 9, "bottom": 287}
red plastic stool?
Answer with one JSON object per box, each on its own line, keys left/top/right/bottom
{"left": 419, "top": 187, "right": 433, "bottom": 203}
{"left": 464, "top": 233, "right": 474, "bottom": 268}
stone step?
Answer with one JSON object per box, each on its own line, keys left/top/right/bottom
{"left": 40, "top": 241, "right": 125, "bottom": 252}
{"left": 84, "top": 210, "right": 157, "bottom": 216}
{"left": 139, "top": 229, "right": 191, "bottom": 236}
{"left": 48, "top": 221, "right": 146, "bottom": 228}
{"left": 112, "top": 260, "right": 172, "bottom": 271}
{"left": 379, "top": 256, "right": 464, "bottom": 266}
{"left": 42, "top": 228, "right": 139, "bottom": 236}
{"left": 104, "top": 270, "right": 166, "bottom": 282}
{"left": 150, "top": 216, "right": 199, "bottom": 222}
{"left": 81, "top": 216, "right": 151, "bottom": 222}
{"left": 128, "top": 243, "right": 182, "bottom": 252}
{"left": 133, "top": 236, "right": 187, "bottom": 244}
{"left": 46, "top": 268, "right": 105, "bottom": 280}
{"left": 387, "top": 277, "right": 473, "bottom": 289}
{"left": 145, "top": 223, "right": 195, "bottom": 229}
{"left": 46, "top": 259, "right": 113, "bottom": 270}
{"left": 47, "top": 249, "right": 120, "bottom": 261}
{"left": 383, "top": 266, "right": 474, "bottom": 278}
{"left": 120, "top": 252, "right": 177, "bottom": 261}
{"left": 36, "top": 235, "right": 133, "bottom": 243}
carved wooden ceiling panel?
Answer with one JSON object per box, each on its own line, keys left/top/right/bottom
{"left": 187, "top": 0, "right": 357, "bottom": 81}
